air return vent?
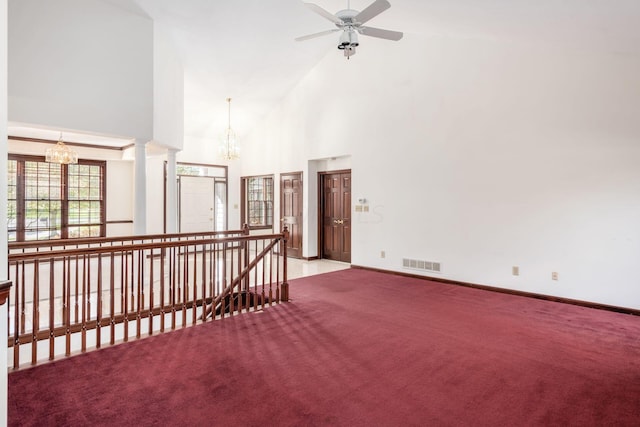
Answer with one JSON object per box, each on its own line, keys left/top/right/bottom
{"left": 403, "top": 258, "right": 441, "bottom": 273}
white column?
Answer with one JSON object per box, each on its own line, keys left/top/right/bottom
{"left": 165, "top": 148, "right": 178, "bottom": 233}
{"left": 133, "top": 139, "right": 147, "bottom": 235}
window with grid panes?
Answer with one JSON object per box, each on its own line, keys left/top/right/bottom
{"left": 7, "top": 160, "right": 17, "bottom": 241}
{"left": 241, "top": 175, "right": 273, "bottom": 228}
{"left": 23, "top": 160, "right": 64, "bottom": 240}
{"left": 7, "top": 154, "right": 106, "bottom": 241}
{"left": 67, "top": 163, "right": 104, "bottom": 238}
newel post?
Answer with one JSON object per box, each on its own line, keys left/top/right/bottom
{"left": 281, "top": 226, "right": 289, "bottom": 302}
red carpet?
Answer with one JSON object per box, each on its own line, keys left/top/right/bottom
{"left": 8, "top": 269, "right": 640, "bottom": 426}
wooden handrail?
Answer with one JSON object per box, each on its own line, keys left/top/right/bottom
{"left": 8, "top": 233, "right": 283, "bottom": 262}
{"left": 8, "top": 228, "right": 248, "bottom": 251}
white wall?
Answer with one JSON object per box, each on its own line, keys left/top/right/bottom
{"left": 106, "top": 160, "right": 134, "bottom": 236}
{"left": 153, "top": 24, "right": 184, "bottom": 150}
{"left": 1, "top": 0, "right": 9, "bottom": 423}
{"left": 242, "top": 34, "right": 640, "bottom": 310}
{"left": 8, "top": 0, "right": 153, "bottom": 141}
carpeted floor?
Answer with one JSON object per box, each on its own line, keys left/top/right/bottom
{"left": 8, "top": 268, "right": 640, "bottom": 426}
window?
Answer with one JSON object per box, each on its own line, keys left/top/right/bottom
{"left": 7, "top": 155, "right": 106, "bottom": 241}
{"left": 67, "top": 163, "right": 105, "bottom": 238}
{"left": 7, "top": 160, "right": 18, "bottom": 241}
{"left": 241, "top": 175, "right": 274, "bottom": 228}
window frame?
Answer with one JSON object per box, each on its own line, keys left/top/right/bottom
{"left": 240, "top": 175, "right": 274, "bottom": 230}
{"left": 7, "top": 154, "right": 106, "bottom": 242}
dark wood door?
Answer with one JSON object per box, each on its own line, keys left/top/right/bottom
{"left": 280, "top": 172, "right": 303, "bottom": 258}
{"left": 321, "top": 171, "right": 351, "bottom": 263}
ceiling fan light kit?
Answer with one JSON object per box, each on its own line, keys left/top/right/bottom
{"left": 296, "top": 0, "right": 403, "bottom": 59}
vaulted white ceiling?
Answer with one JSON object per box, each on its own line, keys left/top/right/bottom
{"left": 69, "top": 0, "right": 640, "bottom": 142}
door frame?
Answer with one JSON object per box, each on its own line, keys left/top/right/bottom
{"left": 317, "top": 169, "right": 352, "bottom": 262}
{"left": 164, "top": 161, "right": 229, "bottom": 233}
{"left": 280, "top": 171, "right": 304, "bottom": 259}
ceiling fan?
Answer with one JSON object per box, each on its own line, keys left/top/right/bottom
{"left": 296, "top": 0, "right": 403, "bottom": 59}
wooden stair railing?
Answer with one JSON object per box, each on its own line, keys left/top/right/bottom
{"left": 204, "top": 228, "right": 289, "bottom": 319}
{"left": 6, "top": 227, "right": 289, "bottom": 370}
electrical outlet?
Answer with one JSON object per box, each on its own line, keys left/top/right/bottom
{"left": 380, "top": 251, "right": 385, "bottom": 259}
{"left": 552, "top": 272, "right": 558, "bottom": 281}
{"left": 512, "top": 266, "right": 519, "bottom": 276}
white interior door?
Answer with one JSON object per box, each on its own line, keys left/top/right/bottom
{"left": 179, "top": 176, "right": 215, "bottom": 233}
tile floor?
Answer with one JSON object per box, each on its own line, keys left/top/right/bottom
{"left": 287, "top": 258, "right": 351, "bottom": 280}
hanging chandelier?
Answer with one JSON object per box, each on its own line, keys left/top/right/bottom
{"left": 219, "top": 97, "right": 240, "bottom": 160}
{"left": 45, "top": 132, "right": 79, "bottom": 164}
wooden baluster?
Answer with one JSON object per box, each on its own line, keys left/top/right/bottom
{"left": 31, "top": 260, "right": 40, "bottom": 365}
{"left": 160, "top": 247, "right": 166, "bottom": 332}
{"left": 182, "top": 245, "right": 188, "bottom": 328}
{"left": 229, "top": 242, "right": 235, "bottom": 316}
{"left": 237, "top": 239, "right": 243, "bottom": 314}
{"left": 74, "top": 255, "right": 79, "bottom": 325}
{"left": 275, "top": 246, "right": 281, "bottom": 304}
{"left": 139, "top": 248, "right": 144, "bottom": 334}
{"left": 49, "top": 258, "right": 55, "bottom": 360}
{"left": 262, "top": 239, "right": 267, "bottom": 307}
{"left": 61, "top": 256, "right": 67, "bottom": 341}
{"left": 87, "top": 252, "right": 92, "bottom": 345}
{"left": 149, "top": 248, "right": 154, "bottom": 336}
{"left": 192, "top": 243, "right": 198, "bottom": 326}
{"left": 120, "top": 251, "right": 124, "bottom": 328}
{"left": 110, "top": 252, "right": 115, "bottom": 345}
{"left": 136, "top": 250, "right": 142, "bottom": 339}
{"left": 13, "top": 262, "right": 21, "bottom": 369}
{"left": 210, "top": 242, "right": 215, "bottom": 309}
{"left": 171, "top": 246, "right": 177, "bottom": 330}
{"left": 65, "top": 257, "right": 71, "bottom": 357}
{"left": 244, "top": 229, "right": 250, "bottom": 312}
{"left": 130, "top": 250, "right": 135, "bottom": 314}
{"left": 20, "top": 261, "right": 26, "bottom": 335}
{"left": 220, "top": 242, "right": 227, "bottom": 319}
{"left": 201, "top": 243, "right": 207, "bottom": 322}
{"left": 269, "top": 250, "right": 273, "bottom": 307}
{"left": 96, "top": 253, "right": 103, "bottom": 348}
{"left": 81, "top": 254, "right": 87, "bottom": 353}
{"left": 177, "top": 246, "right": 182, "bottom": 314}
{"left": 254, "top": 239, "right": 259, "bottom": 312}
{"left": 123, "top": 251, "right": 129, "bottom": 342}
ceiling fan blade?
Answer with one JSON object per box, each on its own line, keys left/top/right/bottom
{"left": 295, "top": 29, "right": 340, "bottom": 42}
{"left": 354, "top": 0, "right": 391, "bottom": 25}
{"left": 303, "top": 2, "right": 342, "bottom": 25}
{"left": 358, "top": 26, "right": 403, "bottom": 41}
